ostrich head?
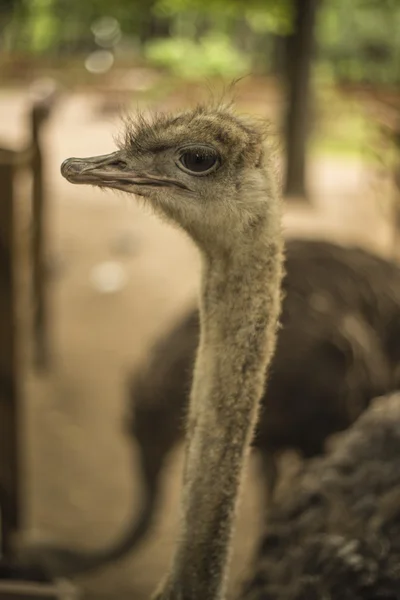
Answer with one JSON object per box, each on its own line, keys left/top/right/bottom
{"left": 61, "top": 105, "right": 277, "bottom": 254}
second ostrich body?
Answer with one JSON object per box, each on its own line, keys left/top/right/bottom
{"left": 242, "top": 392, "right": 400, "bottom": 600}
{"left": 60, "top": 104, "right": 284, "bottom": 600}
{"left": 129, "top": 237, "right": 400, "bottom": 473}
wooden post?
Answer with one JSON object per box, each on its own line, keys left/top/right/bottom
{"left": 31, "top": 102, "right": 47, "bottom": 370}
{"left": 0, "top": 149, "right": 21, "bottom": 558}
{"left": 30, "top": 93, "right": 54, "bottom": 371}
{"left": 0, "top": 147, "right": 78, "bottom": 597}
{"left": 283, "top": 0, "right": 319, "bottom": 200}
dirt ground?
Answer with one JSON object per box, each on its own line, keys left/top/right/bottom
{"left": 0, "top": 80, "right": 397, "bottom": 600}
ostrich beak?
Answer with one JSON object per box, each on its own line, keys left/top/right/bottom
{"left": 60, "top": 151, "right": 190, "bottom": 191}
{"left": 60, "top": 151, "right": 138, "bottom": 191}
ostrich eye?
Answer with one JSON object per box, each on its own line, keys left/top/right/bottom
{"left": 178, "top": 147, "right": 219, "bottom": 175}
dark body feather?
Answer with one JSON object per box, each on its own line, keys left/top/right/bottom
{"left": 242, "top": 392, "right": 400, "bottom": 600}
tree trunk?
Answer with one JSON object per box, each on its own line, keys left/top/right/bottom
{"left": 283, "top": 0, "right": 319, "bottom": 200}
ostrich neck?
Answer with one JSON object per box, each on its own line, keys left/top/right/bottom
{"left": 159, "top": 227, "right": 283, "bottom": 600}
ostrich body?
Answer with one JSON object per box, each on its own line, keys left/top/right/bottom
{"left": 24, "top": 239, "right": 400, "bottom": 578}
{"left": 117, "top": 240, "right": 399, "bottom": 566}
{"left": 128, "top": 238, "right": 400, "bottom": 476}
{"left": 242, "top": 392, "right": 400, "bottom": 600}
{"left": 60, "top": 105, "right": 284, "bottom": 600}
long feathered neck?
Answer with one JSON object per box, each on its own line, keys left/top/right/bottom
{"left": 156, "top": 201, "right": 284, "bottom": 600}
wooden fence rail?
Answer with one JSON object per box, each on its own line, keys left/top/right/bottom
{"left": 0, "top": 150, "right": 21, "bottom": 560}
{"left": 0, "top": 85, "right": 56, "bottom": 570}
{"left": 0, "top": 87, "right": 77, "bottom": 598}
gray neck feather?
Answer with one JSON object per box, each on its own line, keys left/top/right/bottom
{"left": 156, "top": 196, "right": 284, "bottom": 600}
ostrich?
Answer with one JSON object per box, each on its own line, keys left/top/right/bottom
{"left": 21, "top": 240, "right": 400, "bottom": 577}
{"left": 241, "top": 391, "right": 400, "bottom": 600}
{"left": 53, "top": 105, "right": 400, "bottom": 600}
{"left": 60, "top": 103, "right": 285, "bottom": 600}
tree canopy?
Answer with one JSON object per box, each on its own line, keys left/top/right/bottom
{"left": 1, "top": 0, "right": 400, "bottom": 86}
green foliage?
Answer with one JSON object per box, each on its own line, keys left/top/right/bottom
{"left": 154, "top": 0, "right": 293, "bottom": 35}
{"left": 2, "top": 0, "right": 400, "bottom": 88}
{"left": 144, "top": 32, "right": 250, "bottom": 79}
{"left": 28, "top": 0, "right": 58, "bottom": 53}
{"left": 245, "top": 5, "right": 292, "bottom": 36}
{"left": 311, "top": 80, "right": 374, "bottom": 159}
{"left": 318, "top": 0, "right": 400, "bottom": 85}
{"left": 3, "top": 0, "right": 153, "bottom": 54}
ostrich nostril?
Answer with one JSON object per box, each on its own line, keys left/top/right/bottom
{"left": 108, "top": 159, "right": 128, "bottom": 170}
{"left": 61, "top": 158, "right": 81, "bottom": 177}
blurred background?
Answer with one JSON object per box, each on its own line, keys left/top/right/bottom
{"left": 0, "top": 0, "right": 399, "bottom": 598}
